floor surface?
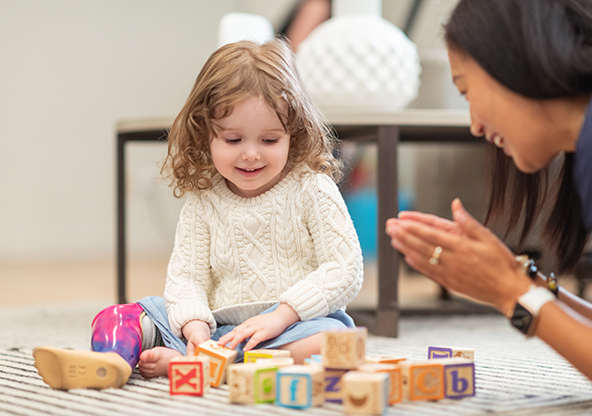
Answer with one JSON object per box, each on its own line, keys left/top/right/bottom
{"left": 2, "top": 304, "right": 592, "bottom": 416}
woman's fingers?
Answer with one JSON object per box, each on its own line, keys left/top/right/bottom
{"left": 399, "top": 219, "right": 461, "bottom": 249}
{"left": 388, "top": 199, "right": 530, "bottom": 312}
{"left": 390, "top": 218, "right": 461, "bottom": 267}
{"left": 402, "top": 250, "right": 448, "bottom": 286}
{"left": 389, "top": 216, "right": 468, "bottom": 290}
{"left": 389, "top": 200, "right": 487, "bottom": 246}
{"left": 398, "top": 211, "right": 458, "bottom": 233}
{"left": 390, "top": 223, "right": 436, "bottom": 260}
{"left": 385, "top": 217, "right": 399, "bottom": 230}
{"left": 451, "top": 198, "right": 489, "bottom": 240}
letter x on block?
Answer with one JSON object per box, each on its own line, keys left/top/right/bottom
{"left": 169, "top": 361, "right": 206, "bottom": 396}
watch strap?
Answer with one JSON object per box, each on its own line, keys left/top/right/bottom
{"left": 518, "top": 286, "right": 555, "bottom": 315}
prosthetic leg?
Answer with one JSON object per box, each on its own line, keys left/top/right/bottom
{"left": 33, "top": 303, "right": 159, "bottom": 390}
{"left": 91, "top": 303, "right": 145, "bottom": 367}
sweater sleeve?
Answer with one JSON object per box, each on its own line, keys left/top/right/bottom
{"left": 164, "top": 193, "right": 216, "bottom": 337}
{"left": 279, "top": 174, "right": 364, "bottom": 321}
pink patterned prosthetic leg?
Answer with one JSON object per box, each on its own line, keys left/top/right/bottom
{"left": 91, "top": 303, "right": 144, "bottom": 368}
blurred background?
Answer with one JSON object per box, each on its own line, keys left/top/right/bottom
{"left": 3, "top": 0, "right": 573, "bottom": 309}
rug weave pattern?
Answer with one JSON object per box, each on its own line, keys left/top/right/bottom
{"left": 1, "top": 303, "right": 592, "bottom": 415}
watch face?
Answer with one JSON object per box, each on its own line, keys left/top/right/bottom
{"left": 510, "top": 303, "right": 533, "bottom": 335}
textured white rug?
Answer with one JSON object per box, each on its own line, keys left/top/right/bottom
{"left": 2, "top": 302, "right": 592, "bottom": 415}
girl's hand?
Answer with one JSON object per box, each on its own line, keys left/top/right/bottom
{"left": 218, "top": 303, "right": 300, "bottom": 351}
{"left": 385, "top": 198, "right": 532, "bottom": 315}
{"left": 182, "top": 320, "right": 211, "bottom": 356}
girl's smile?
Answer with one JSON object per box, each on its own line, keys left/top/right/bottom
{"left": 236, "top": 166, "right": 264, "bottom": 177}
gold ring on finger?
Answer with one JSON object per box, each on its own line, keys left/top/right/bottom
{"left": 429, "top": 246, "right": 443, "bottom": 265}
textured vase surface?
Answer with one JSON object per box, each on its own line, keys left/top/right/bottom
{"left": 296, "top": 3, "right": 421, "bottom": 111}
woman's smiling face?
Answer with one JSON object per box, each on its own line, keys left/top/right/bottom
{"left": 448, "top": 47, "right": 562, "bottom": 173}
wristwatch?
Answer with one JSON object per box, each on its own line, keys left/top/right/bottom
{"left": 508, "top": 286, "right": 555, "bottom": 337}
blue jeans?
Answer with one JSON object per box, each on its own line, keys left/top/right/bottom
{"left": 137, "top": 296, "right": 354, "bottom": 362}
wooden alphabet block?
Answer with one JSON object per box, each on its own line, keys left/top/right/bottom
{"left": 324, "top": 369, "right": 348, "bottom": 404}
{"left": 255, "top": 357, "right": 295, "bottom": 367}
{"left": 428, "top": 346, "right": 474, "bottom": 361}
{"left": 358, "top": 363, "right": 402, "bottom": 405}
{"left": 276, "top": 365, "right": 324, "bottom": 409}
{"left": 342, "top": 371, "right": 389, "bottom": 415}
{"left": 321, "top": 327, "right": 367, "bottom": 370}
{"left": 227, "top": 363, "right": 279, "bottom": 404}
{"left": 365, "top": 354, "right": 407, "bottom": 365}
{"left": 195, "top": 339, "right": 238, "bottom": 387}
{"left": 244, "top": 349, "right": 291, "bottom": 363}
{"left": 304, "top": 354, "right": 323, "bottom": 365}
{"left": 168, "top": 355, "right": 210, "bottom": 396}
{"left": 437, "top": 358, "right": 476, "bottom": 399}
{"left": 399, "top": 360, "right": 445, "bottom": 401}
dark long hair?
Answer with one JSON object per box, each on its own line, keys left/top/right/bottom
{"left": 445, "top": 0, "right": 592, "bottom": 272}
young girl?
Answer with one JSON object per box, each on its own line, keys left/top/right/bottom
{"left": 33, "top": 38, "right": 364, "bottom": 390}
{"left": 386, "top": 0, "right": 592, "bottom": 379}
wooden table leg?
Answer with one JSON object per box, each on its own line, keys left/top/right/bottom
{"left": 375, "top": 126, "right": 399, "bottom": 337}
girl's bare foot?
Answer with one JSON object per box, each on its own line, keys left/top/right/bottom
{"left": 138, "top": 347, "right": 182, "bottom": 378}
{"left": 279, "top": 332, "right": 323, "bottom": 364}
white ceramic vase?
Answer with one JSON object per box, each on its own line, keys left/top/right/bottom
{"left": 296, "top": 0, "right": 421, "bottom": 112}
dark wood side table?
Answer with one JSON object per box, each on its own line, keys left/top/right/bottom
{"left": 116, "top": 109, "right": 473, "bottom": 337}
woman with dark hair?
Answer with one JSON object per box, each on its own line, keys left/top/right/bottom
{"left": 386, "top": 0, "right": 592, "bottom": 379}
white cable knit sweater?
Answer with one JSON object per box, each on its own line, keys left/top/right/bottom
{"left": 164, "top": 168, "right": 364, "bottom": 338}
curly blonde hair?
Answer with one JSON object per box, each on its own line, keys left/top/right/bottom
{"left": 161, "top": 38, "right": 342, "bottom": 197}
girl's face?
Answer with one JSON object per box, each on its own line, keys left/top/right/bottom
{"left": 448, "top": 48, "right": 563, "bottom": 173}
{"left": 210, "top": 95, "right": 290, "bottom": 198}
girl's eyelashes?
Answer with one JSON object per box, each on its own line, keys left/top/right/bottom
{"left": 222, "top": 137, "right": 280, "bottom": 144}
{"left": 223, "top": 138, "right": 241, "bottom": 144}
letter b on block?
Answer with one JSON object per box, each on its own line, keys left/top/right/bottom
{"left": 444, "top": 362, "right": 475, "bottom": 399}
{"left": 452, "top": 371, "right": 467, "bottom": 392}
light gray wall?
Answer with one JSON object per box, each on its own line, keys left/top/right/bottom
{"left": 0, "top": 0, "right": 236, "bottom": 261}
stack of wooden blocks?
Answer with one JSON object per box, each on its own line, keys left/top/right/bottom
{"left": 167, "top": 328, "right": 476, "bottom": 414}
